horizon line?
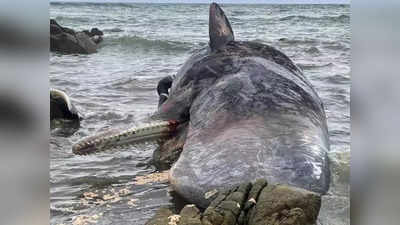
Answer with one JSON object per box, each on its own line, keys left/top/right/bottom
{"left": 50, "top": 1, "right": 350, "bottom": 5}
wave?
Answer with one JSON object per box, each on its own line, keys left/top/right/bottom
{"left": 102, "top": 35, "right": 194, "bottom": 52}
{"left": 279, "top": 14, "right": 349, "bottom": 23}
{"left": 305, "top": 46, "right": 321, "bottom": 54}
{"left": 325, "top": 74, "right": 350, "bottom": 85}
{"left": 55, "top": 15, "right": 90, "bottom": 23}
{"left": 278, "top": 37, "right": 318, "bottom": 45}
{"left": 50, "top": 2, "right": 139, "bottom": 8}
{"left": 103, "top": 28, "right": 124, "bottom": 33}
{"left": 297, "top": 62, "right": 334, "bottom": 70}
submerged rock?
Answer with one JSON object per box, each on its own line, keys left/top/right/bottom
{"left": 50, "top": 19, "right": 103, "bottom": 54}
{"left": 145, "top": 179, "right": 321, "bottom": 225}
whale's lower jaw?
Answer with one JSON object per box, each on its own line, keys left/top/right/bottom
{"left": 72, "top": 120, "right": 179, "bottom": 155}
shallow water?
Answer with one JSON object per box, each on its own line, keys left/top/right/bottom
{"left": 50, "top": 3, "right": 350, "bottom": 225}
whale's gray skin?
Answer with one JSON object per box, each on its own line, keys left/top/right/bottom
{"left": 155, "top": 3, "right": 330, "bottom": 207}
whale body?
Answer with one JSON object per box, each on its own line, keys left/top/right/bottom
{"left": 155, "top": 3, "right": 330, "bottom": 207}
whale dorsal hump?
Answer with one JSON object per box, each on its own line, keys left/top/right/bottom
{"left": 209, "top": 2, "right": 234, "bottom": 51}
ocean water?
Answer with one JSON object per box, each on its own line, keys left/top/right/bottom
{"left": 50, "top": 3, "right": 350, "bottom": 225}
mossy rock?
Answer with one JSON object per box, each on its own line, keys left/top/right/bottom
{"left": 247, "top": 184, "right": 321, "bottom": 225}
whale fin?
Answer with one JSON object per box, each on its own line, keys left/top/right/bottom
{"left": 209, "top": 3, "right": 234, "bottom": 51}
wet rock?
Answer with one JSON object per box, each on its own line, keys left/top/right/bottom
{"left": 50, "top": 19, "right": 103, "bottom": 54}
{"left": 90, "top": 28, "right": 104, "bottom": 36}
{"left": 247, "top": 184, "right": 321, "bottom": 225}
{"left": 209, "top": 189, "right": 232, "bottom": 208}
{"left": 218, "top": 200, "right": 241, "bottom": 216}
{"left": 179, "top": 205, "right": 203, "bottom": 225}
{"left": 226, "top": 191, "right": 246, "bottom": 206}
{"left": 180, "top": 204, "right": 201, "bottom": 218}
{"left": 202, "top": 206, "right": 224, "bottom": 225}
{"left": 145, "top": 179, "right": 321, "bottom": 225}
{"left": 83, "top": 28, "right": 104, "bottom": 38}
{"left": 237, "top": 211, "right": 246, "bottom": 225}
{"left": 244, "top": 179, "right": 268, "bottom": 211}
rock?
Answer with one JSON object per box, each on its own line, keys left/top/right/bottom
{"left": 50, "top": 19, "right": 103, "bottom": 54}
{"left": 90, "top": 28, "right": 104, "bottom": 36}
{"left": 247, "top": 184, "right": 321, "bottom": 225}
{"left": 145, "top": 179, "right": 322, "bottom": 225}
{"left": 226, "top": 191, "right": 246, "bottom": 206}
{"left": 91, "top": 35, "right": 103, "bottom": 44}
{"left": 237, "top": 211, "right": 246, "bottom": 225}
{"left": 83, "top": 28, "right": 104, "bottom": 37}
{"left": 179, "top": 205, "right": 203, "bottom": 225}
{"left": 244, "top": 179, "right": 268, "bottom": 211}
{"left": 202, "top": 207, "right": 224, "bottom": 225}
{"left": 75, "top": 32, "right": 98, "bottom": 53}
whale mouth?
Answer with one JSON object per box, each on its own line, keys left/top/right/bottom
{"left": 72, "top": 120, "right": 180, "bottom": 155}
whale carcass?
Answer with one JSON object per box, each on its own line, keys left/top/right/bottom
{"left": 72, "top": 3, "right": 330, "bottom": 208}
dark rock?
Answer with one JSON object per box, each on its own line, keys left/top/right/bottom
{"left": 217, "top": 200, "right": 241, "bottom": 216}
{"left": 209, "top": 189, "right": 231, "bottom": 208}
{"left": 49, "top": 19, "right": 103, "bottom": 54}
{"left": 92, "top": 35, "right": 103, "bottom": 44}
{"left": 247, "top": 184, "right": 321, "bottom": 225}
{"left": 145, "top": 179, "right": 321, "bottom": 225}
{"left": 91, "top": 28, "right": 104, "bottom": 36}
{"left": 221, "top": 211, "right": 236, "bottom": 225}
{"left": 226, "top": 191, "right": 246, "bottom": 206}
{"left": 236, "top": 182, "right": 252, "bottom": 196}
{"left": 82, "top": 29, "right": 91, "bottom": 36}
{"left": 202, "top": 207, "right": 224, "bottom": 225}
{"left": 83, "top": 28, "right": 103, "bottom": 37}
{"left": 180, "top": 205, "right": 201, "bottom": 219}
{"left": 244, "top": 179, "right": 268, "bottom": 211}
{"left": 237, "top": 211, "right": 246, "bottom": 225}
{"left": 63, "top": 27, "right": 76, "bottom": 36}
{"left": 50, "top": 24, "right": 63, "bottom": 35}
{"left": 179, "top": 205, "right": 203, "bottom": 225}
{"left": 75, "top": 32, "right": 98, "bottom": 53}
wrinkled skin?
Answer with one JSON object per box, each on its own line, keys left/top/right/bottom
{"left": 155, "top": 41, "right": 330, "bottom": 207}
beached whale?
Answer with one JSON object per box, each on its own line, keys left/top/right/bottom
{"left": 72, "top": 3, "right": 330, "bottom": 208}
